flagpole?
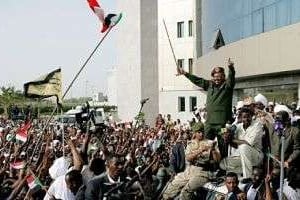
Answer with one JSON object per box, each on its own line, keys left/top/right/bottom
{"left": 62, "top": 26, "right": 113, "bottom": 100}
{"left": 28, "top": 27, "right": 114, "bottom": 163}
{"left": 61, "top": 108, "right": 65, "bottom": 157}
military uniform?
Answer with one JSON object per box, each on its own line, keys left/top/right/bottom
{"left": 184, "top": 66, "right": 235, "bottom": 139}
{"left": 184, "top": 66, "right": 235, "bottom": 158}
{"left": 163, "top": 139, "right": 218, "bottom": 200}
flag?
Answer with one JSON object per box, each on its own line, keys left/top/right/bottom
{"left": 87, "top": 0, "right": 122, "bottom": 33}
{"left": 24, "top": 68, "right": 62, "bottom": 105}
{"left": 26, "top": 174, "right": 42, "bottom": 190}
{"left": 16, "top": 121, "right": 31, "bottom": 143}
{"left": 10, "top": 161, "right": 25, "bottom": 169}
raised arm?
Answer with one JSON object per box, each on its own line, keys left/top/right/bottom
{"left": 226, "top": 58, "right": 235, "bottom": 89}
{"left": 177, "top": 67, "right": 210, "bottom": 91}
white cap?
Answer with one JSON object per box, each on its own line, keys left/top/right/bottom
{"left": 236, "top": 101, "right": 244, "bottom": 110}
{"left": 254, "top": 93, "right": 268, "bottom": 107}
{"left": 274, "top": 104, "right": 292, "bottom": 114}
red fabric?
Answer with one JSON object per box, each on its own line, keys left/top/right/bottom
{"left": 87, "top": 0, "right": 101, "bottom": 12}
{"left": 26, "top": 175, "right": 35, "bottom": 184}
{"left": 17, "top": 122, "right": 31, "bottom": 137}
{"left": 101, "top": 24, "right": 109, "bottom": 33}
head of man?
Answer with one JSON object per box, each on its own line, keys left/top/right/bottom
{"left": 65, "top": 170, "right": 83, "bottom": 195}
{"left": 167, "top": 114, "right": 171, "bottom": 120}
{"left": 251, "top": 166, "right": 264, "bottom": 188}
{"left": 90, "top": 158, "right": 106, "bottom": 175}
{"left": 106, "top": 155, "right": 125, "bottom": 181}
{"left": 211, "top": 66, "right": 225, "bottom": 86}
{"left": 275, "top": 110, "right": 290, "bottom": 128}
{"left": 254, "top": 94, "right": 268, "bottom": 111}
{"left": 225, "top": 172, "right": 239, "bottom": 193}
{"left": 192, "top": 123, "right": 204, "bottom": 141}
{"left": 240, "top": 107, "right": 253, "bottom": 129}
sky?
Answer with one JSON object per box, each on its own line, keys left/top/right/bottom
{"left": 0, "top": 0, "right": 117, "bottom": 98}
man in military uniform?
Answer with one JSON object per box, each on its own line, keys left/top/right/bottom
{"left": 177, "top": 59, "right": 235, "bottom": 139}
{"left": 162, "top": 124, "right": 221, "bottom": 200}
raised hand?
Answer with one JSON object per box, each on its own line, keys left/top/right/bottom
{"left": 176, "top": 67, "right": 186, "bottom": 76}
{"left": 227, "top": 58, "right": 234, "bottom": 68}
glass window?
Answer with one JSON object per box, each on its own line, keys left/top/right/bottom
{"left": 190, "top": 96, "right": 197, "bottom": 112}
{"left": 264, "top": 4, "right": 277, "bottom": 32}
{"left": 276, "top": 0, "right": 290, "bottom": 27}
{"left": 177, "top": 21, "right": 184, "bottom": 38}
{"left": 201, "top": 0, "right": 300, "bottom": 55}
{"left": 242, "top": 14, "right": 252, "bottom": 38}
{"left": 178, "top": 97, "right": 185, "bottom": 112}
{"left": 188, "top": 58, "right": 193, "bottom": 74}
{"left": 291, "top": 0, "right": 300, "bottom": 23}
{"left": 177, "top": 59, "right": 184, "bottom": 68}
{"left": 188, "top": 20, "right": 193, "bottom": 36}
{"left": 252, "top": 9, "right": 263, "bottom": 34}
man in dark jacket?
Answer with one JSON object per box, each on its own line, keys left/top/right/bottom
{"left": 244, "top": 166, "right": 266, "bottom": 200}
{"left": 273, "top": 110, "right": 300, "bottom": 169}
{"left": 177, "top": 59, "right": 235, "bottom": 140}
{"left": 84, "top": 155, "right": 125, "bottom": 200}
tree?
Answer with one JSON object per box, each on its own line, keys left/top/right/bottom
{"left": 0, "top": 86, "right": 25, "bottom": 116}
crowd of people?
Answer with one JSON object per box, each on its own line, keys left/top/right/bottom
{"left": 0, "top": 95, "right": 299, "bottom": 200}
{"left": 0, "top": 60, "right": 299, "bottom": 200}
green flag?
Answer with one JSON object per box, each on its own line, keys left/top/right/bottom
{"left": 24, "top": 68, "right": 62, "bottom": 104}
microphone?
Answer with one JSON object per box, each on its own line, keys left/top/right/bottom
{"left": 140, "top": 98, "right": 150, "bottom": 104}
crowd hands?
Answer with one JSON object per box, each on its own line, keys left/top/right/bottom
{"left": 0, "top": 95, "right": 300, "bottom": 200}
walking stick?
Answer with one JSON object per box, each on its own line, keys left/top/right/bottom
{"left": 162, "top": 19, "right": 180, "bottom": 74}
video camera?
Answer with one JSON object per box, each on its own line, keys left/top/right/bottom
{"left": 75, "top": 102, "right": 106, "bottom": 134}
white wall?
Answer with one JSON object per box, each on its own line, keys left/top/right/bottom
{"left": 116, "top": 0, "right": 142, "bottom": 122}
{"left": 160, "top": 90, "right": 206, "bottom": 121}
{"left": 158, "top": 0, "right": 206, "bottom": 123}
{"left": 116, "top": 0, "right": 158, "bottom": 123}
{"left": 107, "top": 69, "right": 117, "bottom": 105}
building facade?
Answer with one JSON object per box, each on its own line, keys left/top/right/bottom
{"left": 116, "top": 0, "right": 159, "bottom": 124}
{"left": 195, "top": 0, "right": 300, "bottom": 105}
{"left": 158, "top": 0, "right": 206, "bottom": 122}
{"left": 115, "top": 0, "right": 207, "bottom": 124}
{"left": 106, "top": 68, "right": 117, "bottom": 106}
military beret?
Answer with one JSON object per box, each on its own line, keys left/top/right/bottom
{"left": 192, "top": 122, "right": 204, "bottom": 133}
{"left": 211, "top": 66, "right": 225, "bottom": 76}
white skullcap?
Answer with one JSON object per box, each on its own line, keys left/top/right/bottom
{"left": 49, "top": 157, "right": 71, "bottom": 179}
{"left": 236, "top": 101, "right": 244, "bottom": 110}
{"left": 274, "top": 104, "right": 292, "bottom": 115}
{"left": 254, "top": 93, "right": 268, "bottom": 107}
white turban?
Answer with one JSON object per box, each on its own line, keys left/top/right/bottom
{"left": 236, "top": 101, "right": 244, "bottom": 110}
{"left": 49, "top": 157, "right": 71, "bottom": 179}
{"left": 254, "top": 93, "right": 268, "bottom": 107}
{"left": 274, "top": 104, "right": 292, "bottom": 115}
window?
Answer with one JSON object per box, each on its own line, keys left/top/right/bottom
{"left": 190, "top": 97, "right": 197, "bottom": 112}
{"left": 177, "top": 59, "right": 184, "bottom": 68}
{"left": 188, "top": 58, "right": 193, "bottom": 74}
{"left": 177, "top": 21, "right": 184, "bottom": 38}
{"left": 252, "top": 9, "right": 263, "bottom": 34}
{"left": 178, "top": 97, "right": 185, "bottom": 112}
{"left": 263, "top": 4, "right": 276, "bottom": 32}
{"left": 188, "top": 20, "right": 193, "bottom": 36}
